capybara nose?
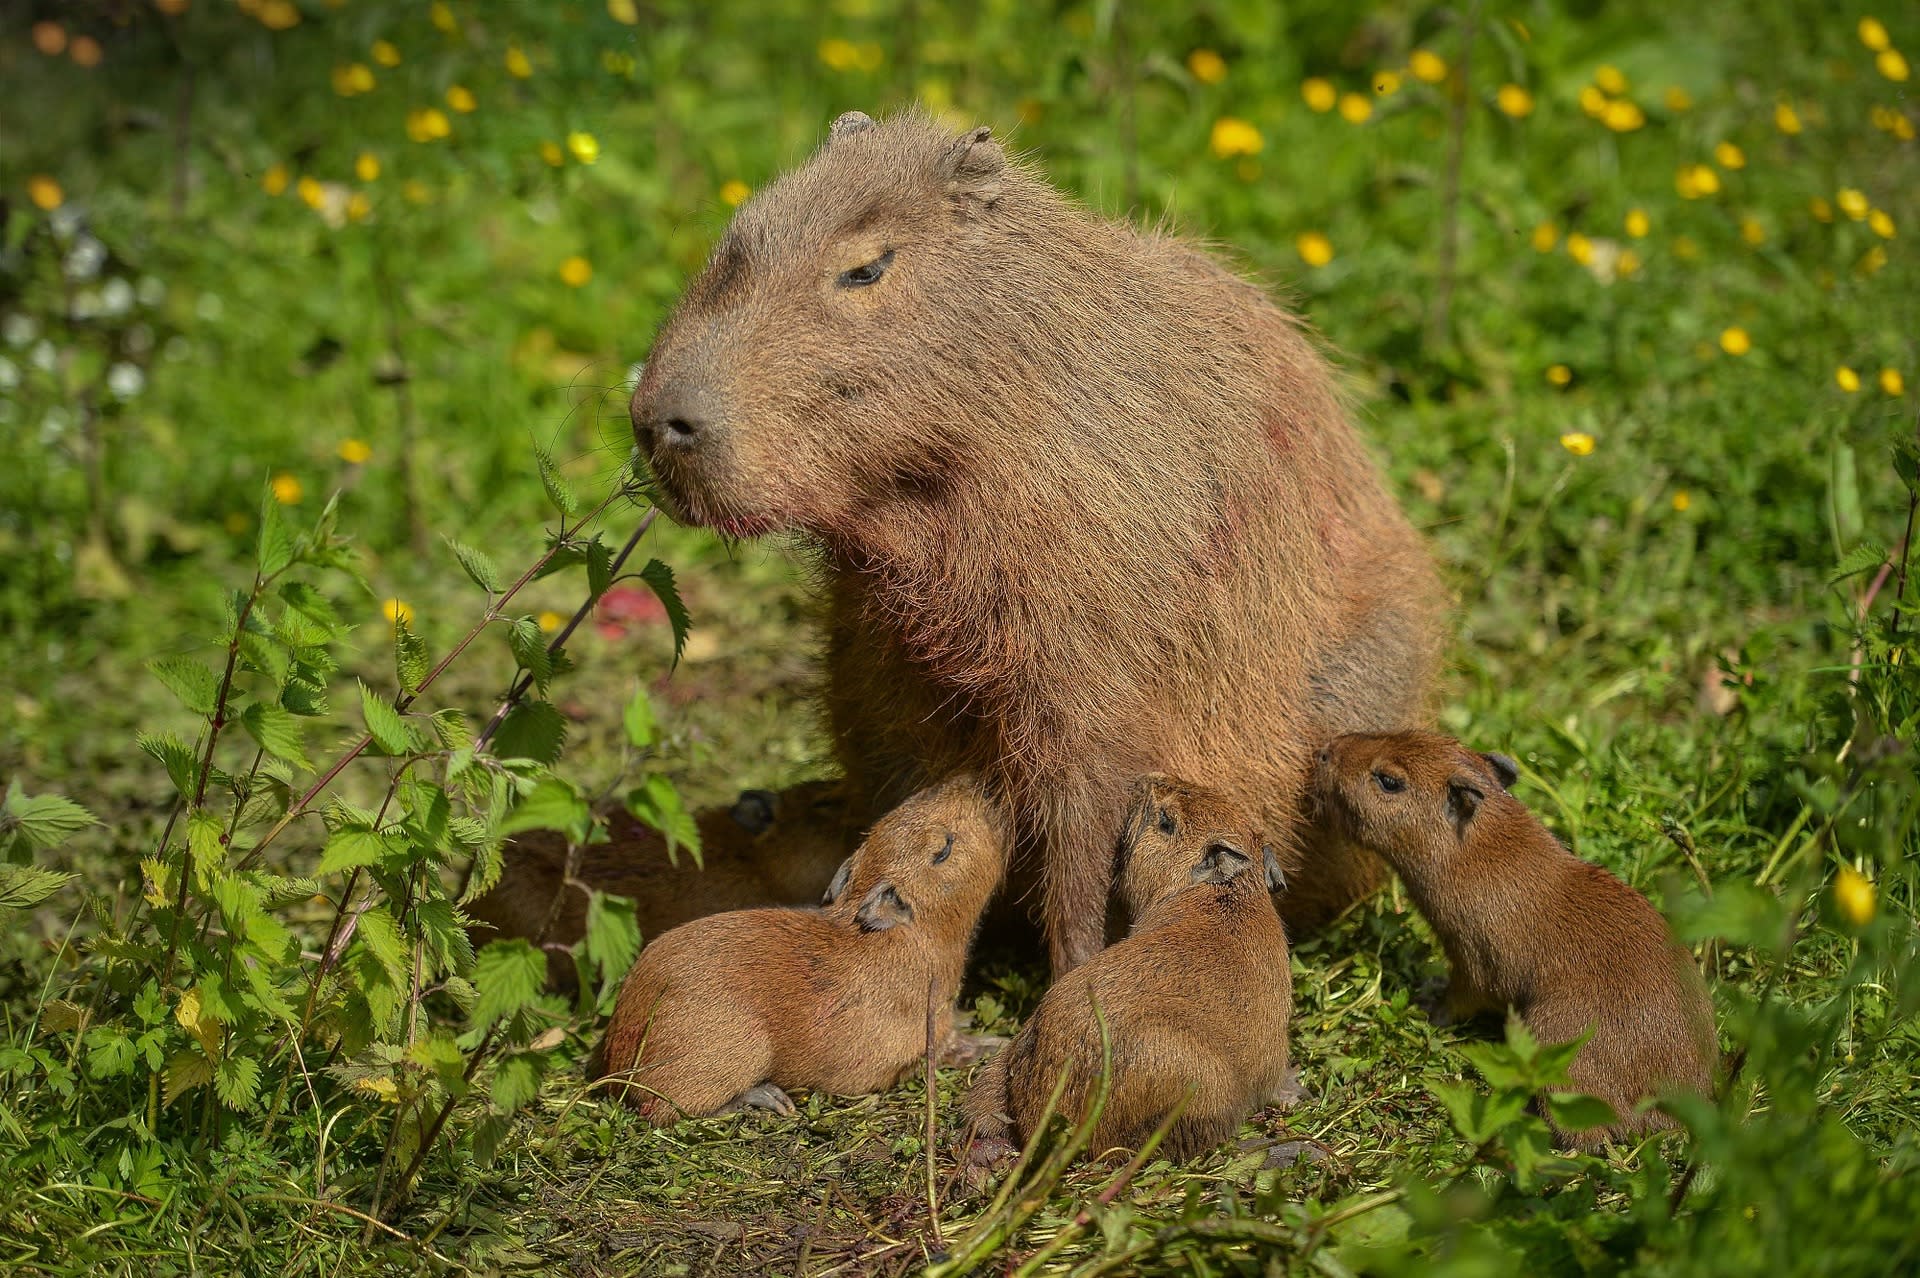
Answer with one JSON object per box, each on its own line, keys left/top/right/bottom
{"left": 1316, "top": 747, "right": 1331, "bottom": 765}
{"left": 631, "top": 378, "right": 712, "bottom": 451}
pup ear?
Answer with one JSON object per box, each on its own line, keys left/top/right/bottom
{"left": 729, "top": 788, "right": 778, "bottom": 836}
{"left": 1446, "top": 778, "right": 1485, "bottom": 833}
{"left": 1193, "top": 841, "right": 1253, "bottom": 885}
{"left": 1481, "top": 752, "right": 1520, "bottom": 790}
{"left": 856, "top": 880, "right": 916, "bottom": 932}
{"left": 942, "top": 125, "right": 1005, "bottom": 207}
{"left": 823, "top": 857, "right": 853, "bottom": 906}
{"left": 829, "top": 110, "right": 876, "bottom": 143}
{"left": 1262, "top": 844, "right": 1288, "bottom": 894}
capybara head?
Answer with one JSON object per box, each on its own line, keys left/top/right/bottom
{"left": 1116, "top": 775, "right": 1283, "bottom": 920}
{"left": 1312, "top": 731, "right": 1521, "bottom": 869}
{"left": 629, "top": 109, "right": 1021, "bottom": 540}
{"left": 820, "top": 774, "right": 1009, "bottom": 938}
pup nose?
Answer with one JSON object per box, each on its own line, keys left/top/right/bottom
{"left": 1316, "top": 747, "right": 1331, "bottom": 765}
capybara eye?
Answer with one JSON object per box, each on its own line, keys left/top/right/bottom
{"left": 1372, "top": 770, "right": 1407, "bottom": 794}
{"left": 837, "top": 249, "right": 895, "bottom": 289}
{"left": 1157, "top": 808, "right": 1176, "bottom": 836}
{"left": 932, "top": 831, "right": 955, "bottom": 865}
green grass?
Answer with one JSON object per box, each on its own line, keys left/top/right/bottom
{"left": 3, "top": 1, "right": 1919, "bottom": 1274}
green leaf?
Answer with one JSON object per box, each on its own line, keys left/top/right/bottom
{"left": 0, "top": 786, "right": 99, "bottom": 855}
{"left": 279, "top": 580, "right": 345, "bottom": 639}
{"left": 626, "top": 774, "right": 701, "bottom": 866}
{"left": 585, "top": 535, "right": 613, "bottom": 602}
{"left": 280, "top": 676, "right": 330, "bottom": 717}
{"left": 163, "top": 1050, "right": 214, "bottom": 1106}
{"left": 471, "top": 939, "right": 549, "bottom": 1032}
{"left": 137, "top": 731, "right": 199, "bottom": 797}
{"left": 186, "top": 810, "right": 225, "bottom": 881}
{"left": 1545, "top": 1090, "right": 1621, "bottom": 1133}
{"left": 585, "top": 891, "right": 641, "bottom": 988}
{"left": 356, "top": 906, "right": 412, "bottom": 986}
{"left": 639, "top": 559, "right": 691, "bottom": 666}
{"left": 507, "top": 617, "right": 554, "bottom": 693}
{"left": 0, "top": 864, "right": 75, "bottom": 912}
{"left": 622, "top": 684, "right": 658, "bottom": 749}
{"left": 360, "top": 681, "right": 416, "bottom": 756}
{"left": 240, "top": 702, "right": 311, "bottom": 770}
{"left": 214, "top": 1054, "right": 262, "bottom": 1111}
{"left": 238, "top": 629, "right": 291, "bottom": 687}
{"left": 490, "top": 1050, "right": 547, "bottom": 1113}
{"left": 85, "top": 1028, "right": 138, "bottom": 1080}
{"left": 491, "top": 700, "right": 568, "bottom": 765}
{"left": 447, "top": 537, "right": 504, "bottom": 593}
{"left": 497, "top": 778, "right": 593, "bottom": 845}
{"left": 317, "top": 825, "right": 394, "bottom": 875}
{"left": 1829, "top": 541, "right": 1889, "bottom": 586}
{"left": 147, "top": 655, "right": 221, "bottom": 717}
{"left": 534, "top": 446, "right": 581, "bottom": 518}
{"left": 257, "top": 484, "right": 296, "bottom": 576}
{"left": 395, "top": 620, "right": 431, "bottom": 699}
{"left": 432, "top": 708, "right": 473, "bottom": 750}
{"left": 417, "top": 898, "right": 477, "bottom": 978}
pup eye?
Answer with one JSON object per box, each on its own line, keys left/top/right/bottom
{"left": 1157, "top": 809, "right": 1176, "bottom": 836}
{"left": 1372, "top": 770, "right": 1406, "bottom": 794}
{"left": 931, "top": 832, "right": 954, "bottom": 865}
{"left": 837, "top": 249, "right": 894, "bottom": 288}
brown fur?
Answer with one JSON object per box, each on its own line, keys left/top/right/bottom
{"left": 468, "top": 781, "right": 861, "bottom": 989}
{"left": 590, "top": 776, "right": 1006, "bottom": 1124}
{"left": 1312, "top": 731, "right": 1717, "bottom": 1149}
{"left": 628, "top": 108, "right": 1445, "bottom": 974}
{"left": 962, "top": 776, "right": 1293, "bottom": 1162}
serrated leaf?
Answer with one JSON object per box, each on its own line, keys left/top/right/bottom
{"left": 394, "top": 621, "right": 431, "bottom": 699}
{"left": 461, "top": 836, "right": 505, "bottom": 906}
{"left": 497, "top": 778, "right": 592, "bottom": 844}
{"left": 1830, "top": 541, "right": 1889, "bottom": 585}
{"left": 85, "top": 1027, "right": 137, "bottom": 1080}
{"left": 622, "top": 684, "right": 657, "bottom": 750}
{"left": 257, "top": 484, "right": 296, "bottom": 576}
{"left": 360, "top": 681, "right": 416, "bottom": 756}
{"left": 318, "top": 826, "right": 391, "bottom": 875}
{"left": 506, "top": 618, "right": 554, "bottom": 693}
{"left": 447, "top": 537, "right": 504, "bottom": 593}
{"left": 626, "top": 774, "right": 701, "bottom": 866}
{"left": 280, "top": 676, "right": 330, "bottom": 717}
{"left": 416, "top": 898, "right": 476, "bottom": 978}
{"left": 238, "top": 629, "right": 291, "bottom": 686}
{"left": 240, "top": 702, "right": 311, "bottom": 770}
{"left": 638, "top": 559, "right": 690, "bottom": 666}
{"left": 585, "top": 891, "right": 641, "bottom": 987}
{"left": 186, "top": 810, "right": 225, "bottom": 882}
{"left": 490, "top": 700, "right": 567, "bottom": 765}
{"left": 163, "top": 1050, "right": 214, "bottom": 1106}
{"left": 137, "top": 731, "right": 198, "bottom": 797}
{"left": 174, "top": 989, "right": 221, "bottom": 1055}
{"left": 356, "top": 906, "right": 411, "bottom": 987}
{"left": 147, "top": 655, "right": 221, "bottom": 717}
{"left": 534, "top": 446, "right": 581, "bottom": 518}
{"left": 1, "top": 787, "right": 100, "bottom": 854}
{"left": 1545, "top": 1090, "right": 1621, "bottom": 1133}
{"left": 0, "top": 865, "right": 75, "bottom": 912}
{"left": 214, "top": 1054, "right": 262, "bottom": 1111}
{"left": 279, "top": 580, "right": 344, "bottom": 637}
{"left": 407, "top": 1029, "right": 468, "bottom": 1089}
{"left": 490, "top": 1050, "right": 546, "bottom": 1113}
{"left": 432, "top": 708, "right": 473, "bottom": 750}
{"left": 471, "top": 939, "right": 548, "bottom": 1033}
{"left": 585, "top": 535, "right": 613, "bottom": 602}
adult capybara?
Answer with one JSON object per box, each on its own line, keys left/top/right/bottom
{"left": 627, "top": 107, "right": 1444, "bottom": 974}
{"left": 1312, "top": 731, "right": 1717, "bottom": 1149}
{"left": 590, "top": 775, "right": 1007, "bottom": 1123}
{"left": 963, "top": 776, "right": 1293, "bottom": 1162}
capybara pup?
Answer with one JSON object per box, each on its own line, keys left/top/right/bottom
{"left": 963, "top": 776, "right": 1293, "bottom": 1162}
{"left": 592, "top": 775, "right": 1007, "bottom": 1123}
{"left": 627, "top": 107, "right": 1444, "bottom": 974}
{"left": 1313, "top": 731, "right": 1716, "bottom": 1149}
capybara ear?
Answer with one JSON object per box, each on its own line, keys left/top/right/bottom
{"left": 1482, "top": 752, "right": 1521, "bottom": 791}
{"left": 729, "top": 788, "right": 778, "bottom": 835}
{"left": 823, "top": 857, "right": 853, "bottom": 905}
{"left": 1194, "top": 841, "right": 1253, "bottom": 885}
{"left": 1446, "top": 777, "right": 1485, "bottom": 834}
{"left": 1262, "top": 844, "right": 1287, "bottom": 894}
{"left": 829, "top": 110, "right": 876, "bottom": 143}
{"left": 856, "top": 880, "right": 916, "bottom": 931}
{"left": 942, "top": 125, "right": 1005, "bottom": 207}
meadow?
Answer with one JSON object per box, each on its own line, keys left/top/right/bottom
{"left": 1, "top": 1, "right": 1917, "bottom": 1274}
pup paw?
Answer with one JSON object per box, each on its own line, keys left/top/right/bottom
{"left": 721, "top": 1082, "right": 797, "bottom": 1117}
{"left": 940, "top": 1032, "right": 1008, "bottom": 1067}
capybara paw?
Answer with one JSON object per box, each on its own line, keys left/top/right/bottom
{"left": 721, "top": 1082, "right": 798, "bottom": 1118}
{"left": 940, "top": 1032, "right": 1008, "bottom": 1067}
{"left": 1258, "top": 1137, "right": 1333, "bottom": 1170}
{"left": 964, "top": 1133, "right": 1019, "bottom": 1170}
{"left": 1267, "top": 1065, "right": 1309, "bottom": 1109}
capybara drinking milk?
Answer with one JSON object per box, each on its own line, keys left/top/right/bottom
{"left": 1312, "top": 731, "right": 1717, "bottom": 1149}
{"left": 591, "top": 776, "right": 1006, "bottom": 1123}
{"left": 963, "top": 776, "right": 1294, "bottom": 1161}
{"left": 625, "top": 108, "right": 1445, "bottom": 974}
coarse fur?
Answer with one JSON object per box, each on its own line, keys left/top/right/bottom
{"left": 590, "top": 775, "right": 1007, "bottom": 1124}
{"left": 1313, "top": 730, "right": 1717, "bottom": 1149}
{"left": 628, "top": 108, "right": 1445, "bottom": 974}
{"left": 962, "top": 776, "right": 1293, "bottom": 1162}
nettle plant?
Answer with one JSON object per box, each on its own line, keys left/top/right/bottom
{"left": 9, "top": 457, "right": 691, "bottom": 1219}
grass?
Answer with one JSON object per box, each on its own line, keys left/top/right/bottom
{"left": 3, "top": 0, "right": 1919, "bottom": 1274}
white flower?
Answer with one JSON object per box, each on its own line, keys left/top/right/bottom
{"left": 70, "top": 290, "right": 101, "bottom": 320}
{"left": 107, "top": 362, "right": 145, "bottom": 399}
{"left": 163, "top": 336, "right": 191, "bottom": 362}
{"left": 100, "top": 278, "right": 134, "bottom": 316}
{"left": 40, "top": 407, "right": 69, "bottom": 442}
{"left": 0, "top": 356, "right": 17, "bottom": 391}
{"left": 29, "top": 340, "right": 56, "bottom": 372}
{"left": 64, "top": 236, "right": 106, "bottom": 281}
{"left": 195, "top": 292, "right": 224, "bottom": 322}
{"left": 137, "top": 276, "right": 167, "bottom": 308}
{"left": 3, "top": 314, "right": 37, "bottom": 347}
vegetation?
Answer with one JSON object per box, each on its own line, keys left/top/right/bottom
{"left": 2, "top": 1, "right": 1915, "bottom": 1274}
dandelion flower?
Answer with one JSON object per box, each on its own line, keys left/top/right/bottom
{"left": 1858, "top": 244, "right": 1888, "bottom": 276}
{"left": 346, "top": 192, "right": 371, "bottom": 223}
{"left": 403, "top": 180, "right": 431, "bottom": 204}
{"left": 1672, "top": 490, "right": 1691, "bottom": 512}
{"left": 1338, "top": 93, "right": 1372, "bottom": 124}
{"left": 567, "top": 131, "right": 600, "bottom": 163}
{"left": 1836, "top": 366, "right": 1861, "bottom": 392}
{"left": 372, "top": 39, "right": 401, "bottom": 67}
{"left": 1565, "top": 232, "right": 1595, "bottom": 265}
{"left": 27, "top": 175, "right": 64, "bottom": 211}
{"left": 1301, "top": 77, "right": 1336, "bottom": 112}
{"left": 296, "top": 176, "right": 325, "bottom": 209}
{"left": 1836, "top": 187, "right": 1869, "bottom": 219}
{"left": 1774, "top": 101, "right": 1802, "bottom": 134}
{"left": 1187, "top": 48, "right": 1227, "bottom": 85}
{"left": 1560, "top": 431, "right": 1595, "bottom": 455}
{"left": 1594, "top": 64, "right": 1628, "bottom": 95}
{"left": 406, "top": 108, "right": 452, "bottom": 142}
{"left": 1719, "top": 327, "right": 1751, "bottom": 356}
{"left": 1868, "top": 208, "right": 1895, "bottom": 237}
{"left": 1663, "top": 85, "right": 1693, "bottom": 111}
{"left": 1624, "top": 208, "right": 1650, "bottom": 237}
{"left": 1531, "top": 221, "right": 1558, "bottom": 253}
{"left": 559, "top": 255, "right": 593, "bottom": 287}
{"left": 1884, "top": 368, "right": 1907, "bottom": 396}
{"left": 258, "top": 0, "right": 299, "bottom": 30}
{"left": 1579, "top": 84, "right": 1607, "bottom": 117}
{"left": 1676, "top": 164, "right": 1720, "bottom": 198}
{"left": 719, "top": 179, "right": 751, "bottom": 207}
{"left": 1209, "top": 117, "right": 1263, "bottom": 158}
{"left": 1373, "top": 69, "right": 1403, "bottom": 95}
{"left": 382, "top": 598, "right": 415, "bottom": 627}
{"left": 429, "top": 2, "right": 455, "bottom": 34}
{"left": 1833, "top": 864, "right": 1875, "bottom": 926}
{"left": 1295, "top": 231, "right": 1333, "bottom": 267}
{"left": 538, "top": 610, "right": 565, "bottom": 633}
{"left": 608, "top": 0, "right": 640, "bottom": 22}
{"left": 505, "top": 44, "right": 533, "bottom": 78}
{"left": 1603, "top": 99, "right": 1646, "bottom": 132}
{"left": 261, "top": 164, "right": 289, "bottom": 196}
{"left": 339, "top": 439, "right": 372, "bottom": 464}
{"left": 540, "top": 141, "right": 565, "bottom": 167}
{"left": 271, "top": 472, "right": 304, "bottom": 504}
{"left": 1740, "top": 216, "right": 1766, "bottom": 246}
{"left": 31, "top": 21, "right": 66, "bottom": 55}
{"left": 355, "top": 152, "right": 380, "bottom": 182}
{"left": 1878, "top": 49, "right": 1910, "bottom": 82}
{"left": 1859, "top": 17, "right": 1891, "bottom": 51}
{"left": 1496, "top": 84, "right": 1534, "bottom": 118}
{"left": 1810, "top": 196, "right": 1834, "bottom": 222}
{"left": 1547, "top": 364, "right": 1573, "bottom": 387}
{"left": 446, "top": 85, "right": 477, "bottom": 113}
{"left": 1713, "top": 141, "right": 1745, "bottom": 169}
{"left": 1409, "top": 49, "right": 1447, "bottom": 83}
{"left": 1673, "top": 235, "right": 1701, "bottom": 261}
{"left": 1617, "top": 249, "right": 1642, "bottom": 277}
{"left": 818, "top": 38, "right": 859, "bottom": 71}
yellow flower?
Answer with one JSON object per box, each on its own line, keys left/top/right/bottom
{"left": 372, "top": 39, "right": 401, "bottom": 67}
{"left": 1209, "top": 117, "right": 1264, "bottom": 159}
{"left": 296, "top": 176, "right": 325, "bottom": 209}
{"left": 338, "top": 438, "right": 372, "bottom": 464}
{"left": 1673, "top": 235, "right": 1700, "bottom": 261}
{"left": 1859, "top": 244, "right": 1888, "bottom": 276}
{"left": 537, "top": 610, "right": 565, "bottom": 633}
{"left": 346, "top": 192, "right": 371, "bottom": 223}
{"left": 1878, "top": 49, "right": 1910, "bottom": 82}
{"left": 27, "top": 174, "right": 64, "bottom": 211}
{"left": 1672, "top": 490, "right": 1691, "bottom": 512}
{"left": 1740, "top": 216, "right": 1765, "bottom": 246}
{"left": 1893, "top": 115, "right": 1916, "bottom": 140}
{"left": 271, "top": 472, "right": 304, "bottom": 504}
{"left": 403, "top": 180, "right": 431, "bottom": 205}
{"left": 1186, "top": 48, "right": 1227, "bottom": 85}
{"left": 1373, "top": 69, "right": 1403, "bottom": 96}
{"left": 1593, "top": 64, "right": 1628, "bottom": 95}
{"left": 1579, "top": 84, "right": 1607, "bottom": 117}
{"left": 1676, "top": 164, "right": 1720, "bottom": 198}
{"left": 1624, "top": 208, "right": 1649, "bottom": 238}
{"left": 332, "top": 63, "right": 375, "bottom": 95}
{"left": 1719, "top": 327, "right": 1752, "bottom": 356}
{"left": 559, "top": 255, "right": 593, "bottom": 287}
{"left": 540, "top": 141, "right": 565, "bottom": 167}
{"left": 1301, "top": 77, "right": 1336, "bottom": 112}
{"left": 1338, "top": 92, "right": 1373, "bottom": 124}
{"left": 446, "top": 85, "right": 477, "bottom": 113}
{"left": 1410, "top": 49, "right": 1447, "bottom": 84}
{"left": 1602, "top": 99, "right": 1646, "bottom": 132}
{"left": 608, "top": 0, "right": 639, "bottom": 22}
{"left": 1295, "top": 231, "right": 1333, "bottom": 267}
{"left": 719, "top": 179, "right": 751, "bottom": 207}
{"left": 1560, "top": 431, "right": 1595, "bottom": 456}
{"left": 1531, "top": 221, "right": 1558, "bottom": 253}
{"left": 1496, "top": 83, "right": 1534, "bottom": 118}
{"left": 818, "top": 37, "right": 859, "bottom": 71}
{"left": 1884, "top": 368, "right": 1907, "bottom": 396}
{"left": 355, "top": 152, "right": 380, "bottom": 183}
{"left": 1546, "top": 364, "right": 1573, "bottom": 387}
{"left": 406, "top": 108, "right": 451, "bottom": 143}
{"left": 429, "top": 2, "right": 455, "bottom": 34}
{"left": 1859, "top": 17, "right": 1890, "bottom": 51}
{"left": 1868, "top": 208, "right": 1895, "bottom": 238}
{"left": 1617, "top": 249, "right": 1641, "bottom": 277}
{"left": 1565, "top": 232, "right": 1594, "bottom": 265}
{"left": 566, "top": 131, "right": 599, "bottom": 164}
{"left": 1836, "top": 366, "right": 1861, "bottom": 392}
{"left": 1837, "top": 187, "right": 1869, "bottom": 219}
{"left": 851, "top": 43, "right": 885, "bottom": 72}
{"left": 505, "top": 44, "right": 533, "bottom": 78}
{"left": 31, "top": 21, "right": 66, "bottom": 55}
{"left": 261, "top": 164, "right": 289, "bottom": 196}
{"left": 1663, "top": 85, "right": 1693, "bottom": 111}
{"left": 382, "top": 598, "right": 414, "bottom": 627}
{"left": 1713, "top": 141, "right": 1745, "bottom": 169}
{"left": 258, "top": 0, "right": 299, "bottom": 30}
{"left": 1833, "top": 864, "right": 1876, "bottom": 927}
{"left": 1810, "top": 196, "right": 1834, "bottom": 222}
{"left": 1774, "top": 101, "right": 1802, "bottom": 134}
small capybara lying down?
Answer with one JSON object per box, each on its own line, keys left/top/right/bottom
{"left": 626, "top": 106, "right": 1445, "bottom": 975}
{"left": 964, "top": 776, "right": 1293, "bottom": 1162}
{"left": 1313, "top": 731, "right": 1717, "bottom": 1149}
{"left": 590, "top": 776, "right": 1006, "bottom": 1123}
